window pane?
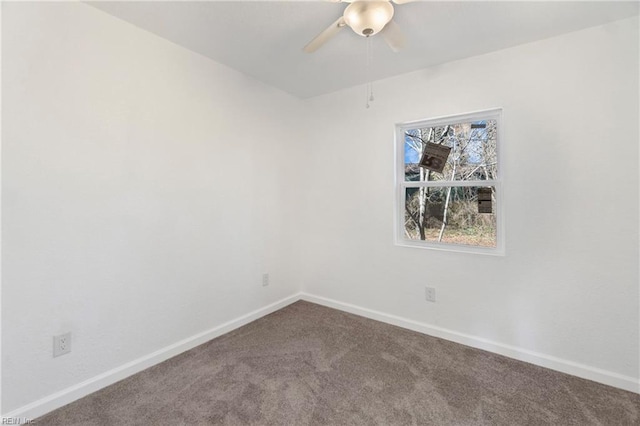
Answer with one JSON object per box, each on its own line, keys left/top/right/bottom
{"left": 403, "top": 186, "right": 497, "bottom": 247}
{"left": 404, "top": 120, "right": 498, "bottom": 182}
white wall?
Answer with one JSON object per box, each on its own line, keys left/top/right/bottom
{"left": 1, "top": 2, "right": 301, "bottom": 413}
{"left": 297, "top": 16, "right": 639, "bottom": 386}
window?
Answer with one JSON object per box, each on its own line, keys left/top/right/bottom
{"left": 395, "top": 108, "right": 504, "bottom": 255}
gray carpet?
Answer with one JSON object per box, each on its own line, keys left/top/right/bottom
{"left": 37, "top": 301, "right": 639, "bottom": 425}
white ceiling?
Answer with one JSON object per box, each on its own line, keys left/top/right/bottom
{"left": 89, "top": 1, "right": 639, "bottom": 99}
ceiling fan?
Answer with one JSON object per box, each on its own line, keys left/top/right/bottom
{"left": 304, "top": 0, "right": 413, "bottom": 53}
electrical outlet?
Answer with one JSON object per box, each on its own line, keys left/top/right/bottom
{"left": 53, "top": 332, "right": 71, "bottom": 357}
{"left": 262, "top": 273, "right": 270, "bottom": 287}
{"left": 425, "top": 287, "right": 436, "bottom": 303}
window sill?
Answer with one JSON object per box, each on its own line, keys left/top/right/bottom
{"left": 395, "top": 239, "right": 505, "bottom": 256}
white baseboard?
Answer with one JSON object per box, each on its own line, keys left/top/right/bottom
{"left": 4, "top": 290, "right": 637, "bottom": 421}
{"left": 300, "top": 292, "right": 640, "bottom": 394}
{"left": 2, "top": 293, "right": 302, "bottom": 421}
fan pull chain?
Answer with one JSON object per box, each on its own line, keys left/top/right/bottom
{"left": 365, "top": 36, "right": 374, "bottom": 109}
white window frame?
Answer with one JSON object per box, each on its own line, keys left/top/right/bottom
{"left": 394, "top": 108, "right": 505, "bottom": 256}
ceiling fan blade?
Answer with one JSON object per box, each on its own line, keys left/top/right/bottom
{"left": 303, "top": 16, "right": 346, "bottom": 53}
{"left": 381, "top": 19, "right": 406, "bottom": 52}
{"left": 391, "top": 0, "right": 416, "bottom": 4}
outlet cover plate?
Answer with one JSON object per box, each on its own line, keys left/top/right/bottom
{"left": 425, "top": 287, "right": 436, "bottom": 302}
{"left": 53, "top": 332, "right": 71, "bottom": 357}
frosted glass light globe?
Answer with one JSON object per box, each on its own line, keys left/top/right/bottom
{"left": 344, "top": 1, "right": 394, "bottom": 37}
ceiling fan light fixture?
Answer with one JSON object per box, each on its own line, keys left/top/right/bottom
{"left": 344, "top": 1, "right": 394, "bottom": 37}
